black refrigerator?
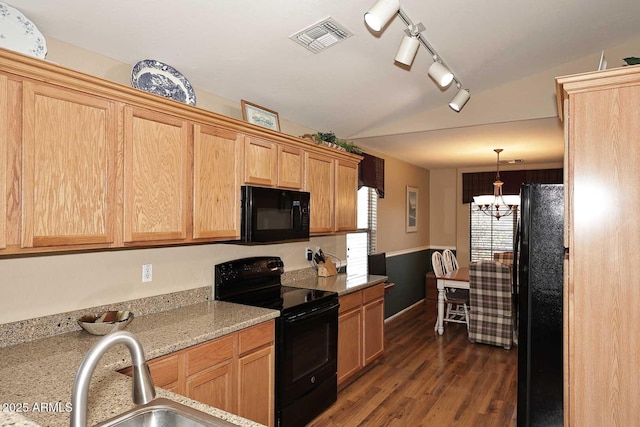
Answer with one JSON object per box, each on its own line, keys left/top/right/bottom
{"left": 515, "top": 183, "right": 564, "bottom": 426}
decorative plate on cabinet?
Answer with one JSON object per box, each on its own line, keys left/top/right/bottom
{"left": 131, "top": 59, "right": 196, "bottom": 106}
{"left": 0, "top": 2, "right": 47, "bottom": 59}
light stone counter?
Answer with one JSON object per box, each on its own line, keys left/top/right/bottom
{"left": 286, "top": 273, "right": 388, "bottom": 296}
{"left": 0, "top": 301, "right": 278, "bottom": 427}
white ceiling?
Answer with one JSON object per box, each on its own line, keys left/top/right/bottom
{"left": 5, "top": 0, "right": 640, "bottom": 168}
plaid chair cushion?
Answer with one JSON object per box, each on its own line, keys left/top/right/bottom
{"left": 493, "top": 251, "right": 514, "bottom": 268}
{"left": 468, "top": 260, "right": 513, "bottom": 349}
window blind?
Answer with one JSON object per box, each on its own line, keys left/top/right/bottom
{"left": 470, "top": 202, "right": 519, "bottom": 261}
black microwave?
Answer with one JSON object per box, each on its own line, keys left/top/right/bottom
{"left": 241, "top": 186, "right": 310, "bottom": 243}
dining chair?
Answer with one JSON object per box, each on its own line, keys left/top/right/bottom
{"left": 443, "top": 249, "right": 459, "bottom": 273}
{"left": 468, "top": 260, "right": 514, "bottom": 349}
{"left": 432, "top": 251, "right": 469, "bottom": 330}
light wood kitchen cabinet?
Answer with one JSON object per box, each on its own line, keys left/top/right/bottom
{"left": 123, "top": 105, "right": 190, "bottom": 244}
{"left": 0, "top": 74, "right": 8, "bottom": 250}
{"left": 305, "top": 151, "right": 335, "bottom": 234}
{"left": 0, "top": 49, "right": 362, "bottom": 255}
{"left": 185, "top": 335, "right": 235, "bottom": 413}
{"left": 277, "top": 144, "right": 303, "bottom": 189}
{"left": 193, "top": 124, "right": 242, "bottom": 240}
{"left": 556, "top": 66, "right": 640, "bottom": 426}
{"left": 244, "top": 136, "right": 278, "bottom": 186}
{"left": 122, "top": 320, "right": 275, "bottom": 426}
{"left": 335, "top": 159, "right": 358, "bottom": 232}
{"left": 362, "top": 285, "right": 385, "bottom": 365}
{"left": 337, "top": 291, "right": 363, "bottom": 385}
{"left": 337, "top": 284, "right": 384, "bottom": 386}
{"left": 21, "top": 81, "right": 119, "bottom": 249}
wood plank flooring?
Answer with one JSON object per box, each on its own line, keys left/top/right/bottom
{"left": 308, "top": 303, "right": 518, "bottom": 426}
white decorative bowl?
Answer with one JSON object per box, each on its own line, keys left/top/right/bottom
{"left": 77, "top": 311, "right": 134, "bottom": 336}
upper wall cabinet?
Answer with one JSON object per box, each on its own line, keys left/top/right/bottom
{"left": 21, "top": 81, "right": 119, "bottom": 249}
{"left": 335, "top": 159, "right": 358, "bottom": 232}
{"left": 0, "top": 49, "right": 361, "bottom": 255}
{"left": 123, "top": 106, "right": 190, "bottom": 244}
{"left": 193, "top": 124, "right": 242, "bottom": 240}
{"left": 277, "top": 145, "right": 303, "bottom": 189}
{"left": 244, "top": 136, "right": 278, "bottom": 186}
{"left": 305, "top": 152, "right": 335, "bottom": 234}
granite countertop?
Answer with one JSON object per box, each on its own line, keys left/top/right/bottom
{"left": 287, "top": 273, "right": 388, "bottom": 296}
{"left": 0, "top": 300, "right": 279, "bottom": 427}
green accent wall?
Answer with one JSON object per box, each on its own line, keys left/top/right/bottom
{"left": 383, "top": 248, "right": 453, "bottom": 319}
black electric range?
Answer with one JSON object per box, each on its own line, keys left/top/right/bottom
{"left": 214, "top": 256, "right": 339, "bottom": 427}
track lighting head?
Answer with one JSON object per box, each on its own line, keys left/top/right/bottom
{"left": 449, "top": 88, "right": 470, "bottom": 112}
{"left": 395, "top": 34, "right": 420, "bottom": 65}
{"left": 364, "top": 0, "right": 400, "bottom": 31}
{"left": 428, "top": 61, "right": 454, "bottom": 88}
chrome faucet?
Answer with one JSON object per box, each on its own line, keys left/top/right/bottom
{"left": 70, "top": 331, "right": 156, "bottom": 426}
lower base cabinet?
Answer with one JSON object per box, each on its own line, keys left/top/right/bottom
{"left": 337, "top": 284, "right": 385, "bottom": 386}
{"left": 121, "top": 320, "right": 274, "bottom": 426}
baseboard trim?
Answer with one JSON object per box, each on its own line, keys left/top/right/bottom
{"left": 384, "top": 299, "right": 425, "bottom": 324}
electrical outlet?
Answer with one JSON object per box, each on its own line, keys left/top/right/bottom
{"left": 305, "top": 248, "right": 313, "bottom": 261}
{"left": 142, "top": 264, "right": 152, "bottom": 282}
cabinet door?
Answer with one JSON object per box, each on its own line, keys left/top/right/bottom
{"left": 22, "top": 81, "right": 118, "bottom": 248}
{"left": 363, "top": 297, "right": 385, "bottom": 365}
{"left": 0, "top": 75, "right": 7, "bottom": 250}
{"left": 337, "top": 307, "right": 362, "bottom": 385}
{"left": 123, "top": 106, "right": 190, "bottom": 243}
{"left": 244, "top": 137, "right": 277, "bottom": 186}
{"left": 335, "top": 159, "right": 358, "bottom": 231}
{"left": 187, "top": 362, "right": 235, "bottom": 414}
{"left": 237, "top": 345, "right": 275, "bottom": 427}
{"left": 193, "top": 124, "right": 241, "bottom": 240}
{"left": 567, "top": 84, "right": 640, "bottom": 426}
{"left": 278, "top": 145, "right": 303, "bottom": 189}
{"left": 305, "top": 152, "right": 334, "bottom": 234}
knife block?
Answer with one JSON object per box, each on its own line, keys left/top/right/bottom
{"left": 317, "top": 258, "right": 338, "bottom": 277}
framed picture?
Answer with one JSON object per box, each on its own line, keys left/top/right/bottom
{"left": 406, "top": 186, "right": 418, "bottom": 233}
{"left": 241, "top": 100, "right": 280, "bottom": 131}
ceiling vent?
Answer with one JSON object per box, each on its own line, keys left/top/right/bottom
{"left": 290, "top": 17, "right": 354, "bottom": 54}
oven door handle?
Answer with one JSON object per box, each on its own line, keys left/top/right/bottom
{"left": 284, "top": 300, "right": 339, "bottom": 323}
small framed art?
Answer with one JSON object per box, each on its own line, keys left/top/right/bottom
{"left": 241, "top": 100, "right": 280, "bottom": 131}
{"left": 406, "top": 186, "right": 418, "bottom": 233}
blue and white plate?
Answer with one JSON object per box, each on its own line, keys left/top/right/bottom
{"left": 131, "top": 59, "right": 196, "bottom": 106}
{"left": 0, "top": 2, "right": 47, "bottom": 59}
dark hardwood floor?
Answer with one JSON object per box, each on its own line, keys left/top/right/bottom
{"left": 309, "top": 302, "right": 518, "bottom": 426}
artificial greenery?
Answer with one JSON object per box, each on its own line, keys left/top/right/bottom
{"left": 312, "top": 131, "right": 363, "bottom": 154}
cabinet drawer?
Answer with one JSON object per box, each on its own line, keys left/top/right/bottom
{"left": 187, "top": 334, "right": 234, "bottom": 377}
{"left": 339, "top": 291, "right": 363, "bottom": 313}
{"left": 363, "top": 284, "right": 384, "bottom": 304}
{"left": 238, "top": 320, "right": 275, "bottom": 355}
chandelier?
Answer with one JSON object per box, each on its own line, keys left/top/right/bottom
{"left": 473, "top": 149, "right": 520, "bottom": 220}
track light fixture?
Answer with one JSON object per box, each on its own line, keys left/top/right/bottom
{"left": 364, "top": 0, "right": 400, "bottom": 31}
{"left": 394, "top": 23, "right": 423, "bottom": 66}
{"left": 364, "top": 0, "right": 470, "bottom": 111}
{"left": 449, "top": 85, "right": 470, "bottom": 112}
{"left": 428, "top": 59, "right": 454, "bottom": 88}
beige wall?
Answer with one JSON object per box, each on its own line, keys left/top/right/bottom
{"left": 365, "top": 149, "right": 430, "bottom": 255}
{"left": 429, "top": 169, "right": 457, "bottom": 249}
{"left": 0, "top": 235, "right": 345, "bottom": 325}
{"left": 45, "top": 38, "right": 316, "bottom": 139}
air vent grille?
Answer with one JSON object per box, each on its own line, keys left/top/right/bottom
{"left": 290, "top": 17, "right": 354, "bottom": 54}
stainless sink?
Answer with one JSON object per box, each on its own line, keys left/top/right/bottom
{"left": 94, "top": 398, "right": 238, "bottom": 427}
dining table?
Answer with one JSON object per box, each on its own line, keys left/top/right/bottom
{"left": 434, "top": 267, "right": 469, "bottom": 335}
